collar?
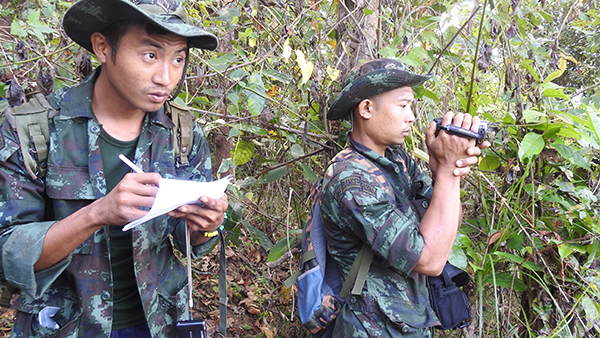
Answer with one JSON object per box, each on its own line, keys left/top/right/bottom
{"left": 347, "top": 133, "right": 404, "bottom": 174}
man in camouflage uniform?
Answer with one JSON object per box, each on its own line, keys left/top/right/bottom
{"left": 0, "top": 0, "right": 227, "bottom": 337}
{"left": 320, "top": 59, "right": 490, "bottom": 337}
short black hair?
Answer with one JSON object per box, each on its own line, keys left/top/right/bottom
{"left": 99, "top": 20, "right": 175, "bottom": 63}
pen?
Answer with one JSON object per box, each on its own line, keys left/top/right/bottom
{"left": 118, "top": 154, "right": 144, "bottom": 174}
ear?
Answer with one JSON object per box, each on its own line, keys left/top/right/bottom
{"left": 356, "top": 99, "right": 373, "bottom": 120}
{"left": 90, "top": 32, "right": 110, "bottom": 64}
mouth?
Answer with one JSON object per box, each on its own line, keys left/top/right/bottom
{"left": 148, "top": 91, "right": 169, "bottom": 103}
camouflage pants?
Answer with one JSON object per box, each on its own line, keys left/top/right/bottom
{"left": 331, "top": 303, "right": 433, "bottom": 338}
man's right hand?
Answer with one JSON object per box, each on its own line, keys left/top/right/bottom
{"left": 34, "top": 172, "right": 160, "bottom": 271}
{"left": 91, "top": 172, "right": 161, "bottom": 226}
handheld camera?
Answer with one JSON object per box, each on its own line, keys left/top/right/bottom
{"left": 433, "top": 117, "right": 488, "bottom": 144}
{"left": 176, "top": 319, "right": 207, "bottom": 338}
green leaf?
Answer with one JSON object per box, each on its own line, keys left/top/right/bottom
{"left": 231, "top": 140, "right": 255, "bottom": 166}
{"left": 558, "top": 243, "right": 585, "bottom": 260}
{"left": 410, "top": 16, "right": 440, "bottom": 27}
{"left": 228, "top": 127, "right": 240, "bottom": 139}
{"left": 290, "top": 144, "right": 304, "bottom": 158}
{"left": 242, "top": 220, "right": 273, "bottom": 251}
{"left": 483, "top": 272, "right": 527, "bottom": 291}
{"left": 518, "top": 132, "right": 545, "bottom": 160}
{"left": 543, "top": 88, "right": 570, "bottom": 100}
{"left": 267, "top": 237, "right": 297, "bottom": 262}
{"left": 300, "top": 163, "right": 319, "bottom": 184}
{"left": 260, "top": 167, "right": 288, "bottom": 184}
{"left": 379, "top": 45, "right": 399, "bottom": 58}
{"left": 479, "top": 154, "right": 500, "bottom": 171}
{"left": 494, "top": 251, "right": 543, "bottom": 271}
{"left": 263, "top": 69, "right": 292, "bottom": 84}
{"left": 245, "top": 72, "right": 266, "bottom": 116}
{"left": 553, "top": 143, "right": 591, "bottom": 170}
{"left": 11, "top": 20, "right": 26, "bottom": 37}
{"left": 448, "top": 247, "right": 468, "bottom": 269}
{"left": 235, "top": 123, "right": 267, "bottom": 136}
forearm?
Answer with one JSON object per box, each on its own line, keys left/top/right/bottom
{"left": 413, "top": 173, "right": 462, "bottom": 276}
{"left": 34, "top": 203, "right": 105, "bottom": 271}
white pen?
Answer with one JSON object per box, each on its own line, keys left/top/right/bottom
{"left": 118, "top": 154, "right": 144, "bottom": 174}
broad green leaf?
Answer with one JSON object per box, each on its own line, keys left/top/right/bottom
{"left": 558, "top": 243, "right": 585, "bottom": 260}
{"left": 300, "top": 163, "right": 319, "bottom": 184}
{"left": 586, "top": 110, "right": 600, "bottom": 145}
{"left": 520, "top": 60, "right": 539, "bottom": 83}
{"left": 522, "top": 109, "right": 545, "bottom": 123}
{"left": 379, "top": 45, "right": 399, "bottom": 58}
{"left": 267, "top": 237, "right": 297, "bottom": 262}
{"left": 448, "top": 247, "right": 467, "bottom": 269}
{"left": 228, "top": 127, "right": 241, "bottom": 139}
{"left": 326, "top": 66, "right": 340, "bottom": 81}
{"left": 245, "top": 72, "right": 266, "bottom": 116}
{"left": 231, "top": 140, "right": 254, "bottom": 166}
{"left": 553, "top": 143, "right": 591, "bottom": 170}
{"left": 479, "top": 154, "right": 500, "bottom": 171}
{"left": 410, "top": 16, "right": 440, "bottom": 27}
{"left": 295, "top": 50, "right": 314, "bottom": 85}
{"left": 483, "top": 272, "right": 527, "bottom": 291}
{"left": 11, "top": 20, "right": 26, "bottom": 37}
{"left": 543, "top": 88, "right": 570, "bottom": 100}
{"left": 242, "top": 220, "right": 273, "bottom": 251}
{"left": 518, "top": 132, "right": 545, "bottom": 160}
{"left": 290, "top": 144, "right": 304, "bottom": 158}
{"left": 235, "top": 123, "right": 267, "bottom": 136}
{"left": 260, "top": 167, "right": 288, "bottom": 184}
{"left": 263, "top": 68, "right": 292, "bottom": 84}
{"left": 399, "top": 53, "right": 424, "bottom": 67}
{"left": 581, "top": 297, "right": 600, "bottom": 332}
{"left": 494, "top": 251, "right": 543, "bottom": 271}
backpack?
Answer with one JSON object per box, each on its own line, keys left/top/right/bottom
{"left": 0, "top": 95, "right": 197, "bottom": 307}
{"left": 284, "top": 178, "right": 373, "bottom": 337}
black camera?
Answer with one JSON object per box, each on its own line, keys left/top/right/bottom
{"left": 433, "top": 117, "right": 488, "bottom": 143}
{"left": 176, "top": 319, "right": 207, "bottom": 338}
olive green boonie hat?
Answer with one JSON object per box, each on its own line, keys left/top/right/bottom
{"left": 327, "top": 58, "right": 432, "bottom": 120}
{"left": 63, "top": 0, "right": 218, "bottom": 53}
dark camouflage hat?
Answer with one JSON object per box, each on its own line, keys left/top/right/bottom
{"left": 63, "top": 0, "right": 218, "bottom": 53}
{"left": 327, "top": 59, "right": 432, "bottom": 120}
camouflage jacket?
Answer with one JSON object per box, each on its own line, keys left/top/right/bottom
{"left": 320, "top": 135, "right": 439, "bottom": 329}
{"left": 0, "top": 68, "right": 217, "bottom": 338}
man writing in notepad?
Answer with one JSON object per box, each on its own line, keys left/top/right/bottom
{"left": 0, "top": 0, "right": 227, "bottom": 336}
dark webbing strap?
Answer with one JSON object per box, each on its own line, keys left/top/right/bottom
{"left": 339, "top": 244, "right": 373, "bottom": 299}
{"left": 218, "top": 231, "right": 227, "bottom": 337}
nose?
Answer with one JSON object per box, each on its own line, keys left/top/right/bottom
{"left": 406, "top": 106, "right": 416, "bottom": 123}
{"left": 152, "top": 61, "right": 172, "bottom": 87}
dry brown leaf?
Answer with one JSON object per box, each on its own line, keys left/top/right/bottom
{"left": 487, "top": 230, "right": 504, "bottom": 246}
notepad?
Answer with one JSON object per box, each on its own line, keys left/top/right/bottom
{"left": 122, "top": 176, "right": 231, "bottom": 231}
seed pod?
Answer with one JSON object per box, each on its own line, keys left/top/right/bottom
{"left": 7, "top": 79, "right": 25, "bottom": 108}
{"left": 74, "top": 48, "right": 92, "bottom": 79}
{"left": 36, "top": 67, "right": 55, "bottom": 96}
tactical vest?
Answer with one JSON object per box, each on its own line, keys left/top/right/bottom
{"left": 0, "top": 95, "right": 197, "bottom": 307}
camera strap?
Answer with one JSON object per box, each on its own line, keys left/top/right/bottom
{"left": 185, "top": 223, "right": 228, "bottom": 337}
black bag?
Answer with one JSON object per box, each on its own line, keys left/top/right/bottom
{"left": 427, "top": 263, "right": 471, "bottom": 330}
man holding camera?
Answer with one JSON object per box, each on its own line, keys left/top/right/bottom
{"left": 0, "top": 0, "right": 227, "bottom": 337}
{"left": 320, "top": 59, "right": 490, "bottom": 337}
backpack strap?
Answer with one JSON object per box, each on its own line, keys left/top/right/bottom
{"left": 340, "top": 244, "right": 374, "bottom": 298}
{"left": 4, "top": 93, "right": 57, "bottom": 179}
{"left": 166, "top": 100, "right": 194, "bottom": 166}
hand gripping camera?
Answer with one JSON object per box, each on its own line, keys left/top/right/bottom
{"left": 433, "top": 117, "right": 488, "bottom": 144}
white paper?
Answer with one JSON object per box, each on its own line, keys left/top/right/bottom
{"left": 122, "top": 176, "right": 231, "bottom": 231}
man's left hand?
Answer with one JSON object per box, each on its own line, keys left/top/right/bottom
{"left": 167, "top": 193, "right": 228, "bottom": 244}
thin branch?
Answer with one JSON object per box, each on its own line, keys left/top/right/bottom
{"left": 466, "top": 0, "right": 489, "bottom": 115}
{"left": 570, "top": 81, "right": 600, "bottom": 99}
{"left": 254, "top": 147, "right": 327, "bottom": 178}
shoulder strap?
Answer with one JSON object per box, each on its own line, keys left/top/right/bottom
{"left": 340, "top": 244, "right": 374, "bottom": 298}
{"left": 4, "top": 93, "right": 57, "bottom": 179}
{"left": 166, "top": 100, "right": 194, "bottom": 166}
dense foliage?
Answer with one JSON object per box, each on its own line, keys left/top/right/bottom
{"left": 0, "top": 0, "right": 598, "bottom": 337}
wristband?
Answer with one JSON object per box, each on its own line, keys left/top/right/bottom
{"left": 203, "top": 225, "right": 224, "bottom": 238}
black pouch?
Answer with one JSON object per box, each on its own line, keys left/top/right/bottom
{"left": 427, "top": 264, "right": 471, "bottom": 330}
{"left": 176, "top": 319, "right": 207, "bottom": 338}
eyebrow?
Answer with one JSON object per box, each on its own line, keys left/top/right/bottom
{"left": 140, "top": 38, "right": 187, "bottom": 54}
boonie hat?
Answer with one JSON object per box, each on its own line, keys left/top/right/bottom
{"left": 63, "top": 0, "right": 218, "bottom": 53}
{"left": 327, "top": 58, "right": 432, "bottom": 120}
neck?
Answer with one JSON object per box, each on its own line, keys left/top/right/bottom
{"left": 92, "top": 69, "right": 146, "bottom": 141}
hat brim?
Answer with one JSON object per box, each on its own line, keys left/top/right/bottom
{"left": 63, "top": 0, "right": 218, "bottom": 53}
{"left": 327, "top": 68, "right": 432, "bottom": 120}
